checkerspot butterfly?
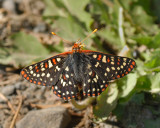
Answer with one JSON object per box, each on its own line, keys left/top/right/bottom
{"left": 21, "top": 29, "right": 136, "bottom": 101}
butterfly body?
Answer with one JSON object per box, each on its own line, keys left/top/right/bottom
{"left": 21, "top": 42, "right": 136, "bottom": 101}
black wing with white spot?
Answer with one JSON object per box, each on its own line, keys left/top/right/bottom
{"left": 85, "top": 51, "right": 136, "bottom": 81}
{"left": 21, "top": 54, "right": 67, "bottom": 86}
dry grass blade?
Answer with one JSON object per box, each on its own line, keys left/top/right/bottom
{"left": 9, "top": 95, "right": 23, "bottom": 128}
{"left": 30, "top": 103, "right": 72, "bottom": 109}
{"left": 0, "top": 93, "right": 16, "bottom": 114}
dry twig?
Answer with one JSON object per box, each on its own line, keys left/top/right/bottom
{"left": 0, "top": 93, "right": 16, "bottom": 114}
{"left": 9, "top": 95, "right": 23, "bottom": 128}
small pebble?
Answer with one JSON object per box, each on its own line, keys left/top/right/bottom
{"left": 1, "top": 85, "right": 15, "bottom": 96}
{"left": 2, "top": 0, "right": 16, "bottom": 13}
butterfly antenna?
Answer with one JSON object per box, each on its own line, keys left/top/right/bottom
{"left": 81, "top": 29, "right": 98, "bottom": 43}
{"left": 51, "top": 32, "right": 72, "bottom": 44}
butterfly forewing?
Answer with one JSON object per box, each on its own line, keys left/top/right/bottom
{"left": 21, "top": 55, "right": 66, "bottom": 86}
{"left": 86, "top": 52, "right": 136, "bottom": 81}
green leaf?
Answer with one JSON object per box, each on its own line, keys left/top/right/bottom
{"left": 62, "top": 0, "right": 93, "bottom": 30}
{"left": 118, "top": 73, "right": 138, "bottom": 98}
{"left": 136, "top": 75, "right": 151, "bottom": 91}
{"left": 11, "top": 32, "right": 49, "bottom": 55}
{"left": 97, "top": 28, "right": 122, "bottom": 51}
{"left": 132, "top": 35, "right": 152, "bottom": 46}
{"left": 145, "top": 49, "right": 160, "bottom": 69}
{"left": 0, "top": 32, "right": 49, "bottom": 67}
{"left": 51, "top": 17, "right": 86, "bottom": 41}
{"left": 149, "top": 72, "right": 160, "bottom": 93}
{"left": 135, "top": 73, "right": 160, "bottom": 93}
{"left": 93, "top": 83, "right": 118, "bottom": 119}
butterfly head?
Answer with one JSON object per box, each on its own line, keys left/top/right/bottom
{"left": 72, "top": 41, "right": 85, "bottom": 53}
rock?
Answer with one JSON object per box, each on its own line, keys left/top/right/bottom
{"left": 2, "top": 0, "right": 16, "bottom": 13}
{"left": 16, "top": 107, "right": 71, "bottom": 128}
{"left": 34, "top": 23, "right": 46, "bottom": 33}
{"left": 14, "top": 82, "right": 27, "bottom": 90}
{"left": 1, "top": 85, "right": 15, "bottom": 96}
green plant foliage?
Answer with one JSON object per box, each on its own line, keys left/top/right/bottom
{"left": 0, "top": 32, "right": 49, "bottom": 67}
{"left": 93, "top": 83, "right": 118, "bottom": 119}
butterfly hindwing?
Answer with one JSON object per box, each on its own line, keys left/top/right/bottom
{"left": 83, "top": 70, "right": 109, "bottom": 97}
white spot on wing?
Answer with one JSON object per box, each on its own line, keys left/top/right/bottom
{"left": 95, "top": 62, "right": 99, "bottom": 67}
{"left": 57, "top": 58, "right": 61, "bottom": 62}
{"left": 48, "top": 60, "right": 53, "bottom": 68}
{"left": 93, "top": 54, "right": 97, "bottom": 58}
{"left": 65, "top": 66, "right": 69, "bottom": 71}
{"left": 47, "top": 73, "right": 50, "bottom": 77}
{"left": 102, "top": 56, "right": 106, "bottom": 63}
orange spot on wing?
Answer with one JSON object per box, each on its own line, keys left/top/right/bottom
{"left": 102, "top": 88, "right": 105, "bottom": 91}
{"left": 88, "top": 94, "right": 90, "bottom": 96}
{"left": 105, "top": 84, "right": 108, "bottom": 87}
{"left": 68, "top": 97, "right": 71, "bottom": 100}
{"left": 83, "top": 93, "right": 86, "bottom": 96}
{"left": 130, "top": 65, "right": 133, "bottom": 69}
{"left": 132, "top": 61, "right": 135, "bottom": 66}
{"left": 128, "top": 68, "right": 131, "bottom": 71}
{"left": 58, "top": 94, "right": 61, "bottom": 97}
{"left": 43, "top": 83, "right": 46, "bottom": 86}
{"left": 117, "top": 62, "right": 120, "bottom": 65}
{"left": 117, "top": 75, "right": 120, "bottom": 78}
{"left": 118, "top": 59, "right": 120, "bottom": 62}
{"left": 35, "top": 66, "right": 38, "bottom": 70}
{"left": 54, "top": 91, "right": 57, "bottom": 94}
{"left": 38, "top": 82, "right": 41, "bottom": 85}
{"left": 112, "top": 77, "right": 115, "bottom": 79}
{"left": 24, "top": 74, "right": 27, "bottom": 78}
{"left": 107, "top": 58, "right": 110, "bottom": 63}
{"left": 125, "top": 72, "right": 128, "bottom": 74}
{"left": 21, "top": 71, "right": 25, "bottom": 75}
{"left": 92, "top": 93, "right": 95, "bottom": 96}
{"left": 72, "top": 95, "right": 75, "bottom": 98}
{"left": 30, "top": 80, "right": 33, "bottom": 83}
{"left": 45, "top": 63, "right": 48, "bottom": 68}
{"left": 36, "top": 69, "right": 39, "bottom": 72}
{"left": 98, "top": 93, "right": 100, "bottom": 95}
{"left": 52, "top": 59, "right": 56, "bottom": 64}
{"left": 63, "top": 75, "right": 66, "bottom": 80}
{"left": 122, "top": 74, "right": 124, "bottom": 77}
{"left": 52, "top": 86, "right": 54, "bottom": 90}
{"left": 27, "top": 77, "right": 29, "bottom": 80}
{"left": 34, "top": 81, "right": 36, "bottom": 84}
{"left": 63, "top": 97, "right": 66, "bottom": 100}
{"left": 97, "top": 55, "right": 102, "bottom": 60}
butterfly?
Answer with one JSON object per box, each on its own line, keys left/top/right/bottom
{"left": 21, "top": 29, "right": 136, "bottom": 101}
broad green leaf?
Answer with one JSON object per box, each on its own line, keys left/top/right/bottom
{"left": 149, "top": 72, "right": 160, "bottom": 93}
{"left": 136, "top": 75, "right": 151, "bottom": 91}
{"left": 0, "top": 32, "right": 50, "bottom": 67}
{"left": 43, "top": 0, "right": 67, "bottom": 17}
{"left": 97, "top": 28, "right": 122, "bottom": 51}
{"left": 132, "top": 35, "right": 152, "bottom": 46}
{"left": 93, "top": 83, "right": 118, "bottom": 119}
{"left": 52, "top": 17, "right": 86, "bottom": 41}
{"left": 118, "top": 73, "right": 138, "bottom": 98}
{"left": 145, "top": 49, "right": 160, "bottom": 69}
{"left": 10, "top": 32, "right": 49, "bottom": 55}
{"left": 62, "top": 0, "right": 93, "bottom": 31}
